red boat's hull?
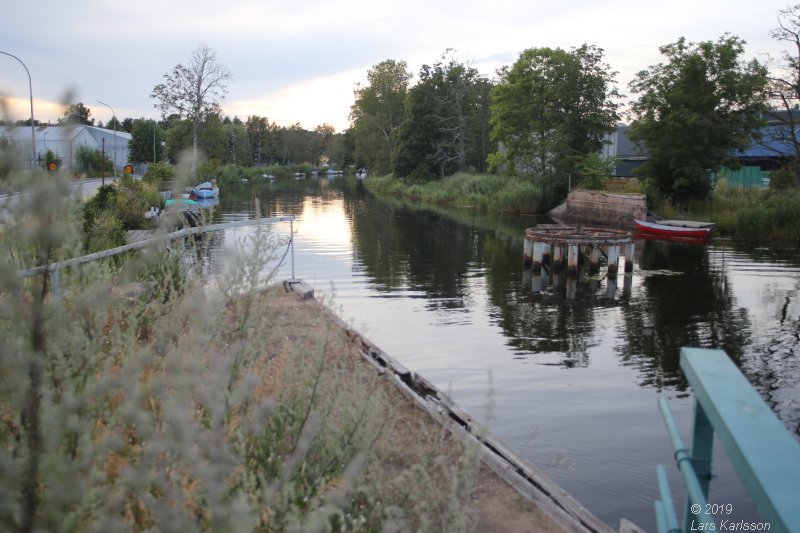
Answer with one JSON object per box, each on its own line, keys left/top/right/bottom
{"left": 634, "top": 220, "right": 714, "bottom": 239}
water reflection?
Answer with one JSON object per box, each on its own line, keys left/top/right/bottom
{"left": 616, "top": 240, "right": 753, "bottom": 390}
{"left": 200, "top": 178, "right": 800, "bottom": 529}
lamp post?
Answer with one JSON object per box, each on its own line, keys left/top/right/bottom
{"left": 0, "top": 50, "right": 36, "bottom": 169}
{"left": 97, "top": 100, "right": 117, "bottom": 178}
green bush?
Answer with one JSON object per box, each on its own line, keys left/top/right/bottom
{"left": 111, "top": 175, "right": 161, "bottom": 230}
{"left": 75, "top": 145, "right": 113, "bottom": 175}
{"left": 142, "top": 161, "right": 175, "bottom": 189}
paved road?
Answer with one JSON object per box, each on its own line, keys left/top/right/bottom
{"left": 0, "top": 177, "right": 114, "bottom": 222}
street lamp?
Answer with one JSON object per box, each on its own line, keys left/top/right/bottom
{"left": 0, "top": 50, "right": 36, "bottom": 169}
{"left": 97, "top": 100, "right": 117, "bottom": 178}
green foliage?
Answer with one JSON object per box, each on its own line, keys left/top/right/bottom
{"left": 75, "top": 145, "right": 113, "bottom": 175}
{"left": 0, "top": 161, "right": 487, "bottom": 530}
{"left": 0, "top": 134, "right": 20, "bottom": 178}
{"left": 151, "top": 44, "right": 232, "bottom": 157}
{"left": 629, "top": 35, "right": 768, "bottom": 204}
{"left": 82, "top": 184, "right": 125, "bottom": 253}
{"left": 573, "top": 152, "right": 618, "bottom": 190}
{"left": 392, "top": 53, "right": 494, "bottom": 182}
{"left": 491, "top": 44, "right": 620, "bottom": 186}
{"left": 349, "top": 60, "right": 411, "bottom": 175}
{"left": 142, "top": 161, "right": 175, "bottom": 189}
{"left": 129, "top": 118, "right": 164, "bottom": 164}
{"left": 366, "top": 172, "right": 547, "bottom": 213}
{"left": 768, "top": 163, "right": 799, "bottom": 190}
{"left": 83, "top": 208, "right": 126, "bottom": 253}
{"left": 59, "top": 102, "right": 94, "bottom": 125}
{"left": 111, "top": 175, "right": 161, "bottom": 229}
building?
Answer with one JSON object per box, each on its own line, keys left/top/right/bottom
{"left": 602, "top": 125, "right": 647, "bottom": 177}
{"left": 0, "top": 124, "right": 131, "bottom": 172}
{"left": 602, "top": 114, "right": 799, "bottom": 187}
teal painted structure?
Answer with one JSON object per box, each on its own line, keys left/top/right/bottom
{"left": 710, "top": 166, "right": 771, "bottom": 188}
{"left": 656, "top": 348, "right": 800, "bottom": 532}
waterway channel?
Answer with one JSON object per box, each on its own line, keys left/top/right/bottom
{"left": 199, "top": 176, "right": 799, "bottom": 531}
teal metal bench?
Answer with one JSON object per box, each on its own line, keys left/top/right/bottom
{"left": 656, "top": 347, "right": 800, "bottom": 533}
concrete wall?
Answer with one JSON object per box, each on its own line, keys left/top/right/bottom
{"left": 562, "top": 189, "right": 647, "bottom": 227}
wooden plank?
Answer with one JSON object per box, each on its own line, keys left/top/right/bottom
{"left": 681, "top": 348, "right": 800, "bottom": 530}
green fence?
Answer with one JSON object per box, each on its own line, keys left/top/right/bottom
{"left": 710, "top": 166, "right": 770, "bottom": 188}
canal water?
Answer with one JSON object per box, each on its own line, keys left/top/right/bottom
{"left": 204, "top": 176, "right": 799, "bottom": 531}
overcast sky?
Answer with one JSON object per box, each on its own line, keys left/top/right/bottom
{"left": 0, "top": 0, "right": 791, "bottom": 132}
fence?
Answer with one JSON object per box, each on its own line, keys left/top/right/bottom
{"left": 656, "top": 347, "right": 800, "bottom": 532}
{"left": 16, "top": 216, "right": 296, "bottom": 296}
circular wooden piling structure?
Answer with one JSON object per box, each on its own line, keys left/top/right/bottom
{"left": 523, "top": 224, "right": 634, "bottom": 277}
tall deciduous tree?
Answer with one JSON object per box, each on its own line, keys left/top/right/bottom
{"left": 151, "top": 44, "right": 232, "bottom": 162}
{"left": 491, "top": 44, "right": 619, "bottom": 201}
{"left": 393, "top": 52, "right": 494, "bottom": 181}
{"left": 767, "top": 4, "right": 800, "bottom": 186}
{"left": 129, "top": 118, "right": 164, "bottom": 164}
{"left": 629, "top": 35, "right": 767, "bottom": 202}
{"left": 349, "top": 60, "right": 411, "bottom": 174}
{"left": 60, "top": 103, "right": 94, "bottom": 126}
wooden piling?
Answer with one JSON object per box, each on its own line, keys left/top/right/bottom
{"left": 552, "top": 245, "right": 565, "bottom": 271}
{"left": 532, "top": 241, "right": 546, "bottom": 274}
{"left": 567, "top": 244, "right": 580, "bottom": 278}
{"left": 624, "top": 242, "right": 635, "bottom": 273}
{"left": 523, "top": 224, "right": 634, "bottom": 298}
{"left": 523, "top": 238, "right": 533, "bottom": 264}
{"left": 588, "top": 247, "right": 602, "bottom": 275}
{"left": 607, "top": 245, "right": 620, "bottom": 276}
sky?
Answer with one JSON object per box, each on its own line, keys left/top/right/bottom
{"left": 0, "top": 0, "right": 792, "bottom": 133}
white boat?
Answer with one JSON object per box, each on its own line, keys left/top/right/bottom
{"left": 192, "top": 181, "right": 219, "bottom": 198}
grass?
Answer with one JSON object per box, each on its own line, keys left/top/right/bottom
{"left": 366, "top": 173, "right": 547, "bottom": 213}
{"left": 651, "top": 184, "right": 800, "bottom": 241}
{"left": 0, "top": 167, "right": 561, "bottom": 531}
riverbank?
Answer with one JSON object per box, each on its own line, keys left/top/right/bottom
{"left": 365, "top": 173, "right": 550, "bottom": 213}
{"left": 653, "top": 186, "right": 800, "bottom": 241}
{"left": 366, "top": 173, "right": 800, "bottom": 241}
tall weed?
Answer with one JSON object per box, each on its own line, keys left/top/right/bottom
{"left": 0, "top": 163, "right": 485, "bottom": 530}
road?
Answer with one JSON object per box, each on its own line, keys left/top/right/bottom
{"left": 0, "top": 177, "right": 112, "bottom": 222}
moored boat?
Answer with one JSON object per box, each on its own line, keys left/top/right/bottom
{"left": 634, "top": 219, "right": 715, "bottom": 239}
{"left": 191, "top": 180, "right": 219, "bottom": 198}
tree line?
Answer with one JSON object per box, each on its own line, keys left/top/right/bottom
{"left": 350, "top": 5, "right": 800, "bottom": 206}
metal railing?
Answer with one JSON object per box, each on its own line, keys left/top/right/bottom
{"left": 656, "top": 347, "right": 800, "bottom": 533}
{"left": 16, "top": 216, "right": 296, "bottom": 295}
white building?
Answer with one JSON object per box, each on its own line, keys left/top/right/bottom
{"left": 0, "top": 124, "right": 131, "bottom": 172}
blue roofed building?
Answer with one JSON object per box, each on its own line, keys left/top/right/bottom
{"left": 602, "top": 112, "right": 799, "bottom": 188}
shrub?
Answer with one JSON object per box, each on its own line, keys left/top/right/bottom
{"left": 0, "top": 166, "right": 488, "bottom": 531}
{"left": 75, "top": 145, "right": 113, "bottom": 175}
{"left": 142, "top": 161, "right": 175, "bottom": 189}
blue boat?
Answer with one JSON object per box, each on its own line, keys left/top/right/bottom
{"left": 192, "top": 180, "right": 219, "bottom": 198}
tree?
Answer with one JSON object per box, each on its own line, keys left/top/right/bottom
{"left": 349, "top": 60, "right": 411, "bottom": 174}
{"left": 629, "top": 35, "right": 768, "bottom": 202}
{"left": 393, "top": 52, "right": 495, "bottom": 181}
{"left": 491, "top": 44, "right": 619, "bottom": 201}
{"left": 60, "top": 103, "right": 94, "bottom": 125}
{"left": 245, "top": 115, "right": 279, "bottom": 166}
{"left": 766, "top": 4, "right": 800, "bottom": 186}
{"left": 151, "top": 44, "right": 232, "bottom": 162}
{"left": 129, "top": 118, "right": 164, "bottom": 164}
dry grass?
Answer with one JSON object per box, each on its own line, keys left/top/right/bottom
{"left": 264, "top": 288, "right": 563, "bottom": 532}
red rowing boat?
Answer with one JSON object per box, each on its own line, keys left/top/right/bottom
{"left": 634, "top": 219, "right": 715, "bottom": 239}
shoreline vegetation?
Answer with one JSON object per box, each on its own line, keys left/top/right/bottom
{"left": 365, "top": 172, "right": 800, "bottom": 242}
{"left": 0, "top": 172, "right": 566, "bottom": 531}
